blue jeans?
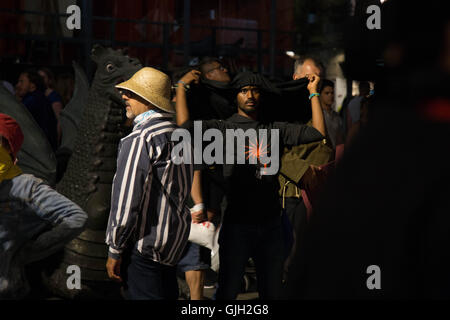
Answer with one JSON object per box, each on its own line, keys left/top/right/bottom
{"left": 216, "top": 216, "right": 284, "bottom": 300}
{"left": 177, "top": 242, "right": 211, "bottom": 273}
{"left": 123, "top": 249, "right": 179, "bottom": 300}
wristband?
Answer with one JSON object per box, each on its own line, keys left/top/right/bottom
{"left": 177, "top": 80, "right": 190, "bottom": 90}
{"left": 173, "top": 84, "right": 188, "bottom": 92}
{"left": 309, "top": 93, "right": 320, "bottom": 100}
{"left": 190, "top": 203, "right": 205, "bottom": 213}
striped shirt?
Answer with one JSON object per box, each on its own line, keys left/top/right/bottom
{"left": 106, "top": 111, "right": 193, "bottom": 266}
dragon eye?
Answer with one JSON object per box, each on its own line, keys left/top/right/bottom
{"left": 106, "top": 63, "right": 115, "bottom": 72}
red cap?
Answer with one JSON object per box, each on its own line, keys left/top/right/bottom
{"left": 0, "top": 113, "right": 24, "bottom": 159}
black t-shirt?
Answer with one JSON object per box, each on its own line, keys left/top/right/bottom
{"left": 182, "top": 113, "right": 324, "bottom": 223}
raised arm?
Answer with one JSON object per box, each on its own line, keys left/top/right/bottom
{"left": 175, "top": 70, "right": 201, "bottom": 126}
{"left": 306, "top": 74, "right": 326, "bottom": 137}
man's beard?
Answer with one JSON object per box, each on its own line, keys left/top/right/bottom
{"left": 238, "top": 102, "right": 258, "bottom": 115}
{"left": 126, "top": 108, "right": 135, "bottom": 119}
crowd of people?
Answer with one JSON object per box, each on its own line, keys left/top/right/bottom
{"left": 1, "top": 54, "right": 365, "bottom": 300}
{"left": 1, "top": 0, "right": 449, "bottom": 303}
{"left": 103, "top": 55, "right": 366, "bottom": 300}
{"left": 2, "top": 31, "right": 448, "bottom": 299}
{"left": 1, "top": 68, "right": 75, "bottom": 151}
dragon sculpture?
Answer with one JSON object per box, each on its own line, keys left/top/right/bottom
{"left": 0, "top": 44, "right": 142, "bottom": 299}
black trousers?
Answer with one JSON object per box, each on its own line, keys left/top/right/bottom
{"left": 122, "top": 249, "right": 178, "bottom": 300}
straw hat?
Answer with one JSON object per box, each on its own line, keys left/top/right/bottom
{"left": 115, "top": 67, "right": 174, "bottom": 113}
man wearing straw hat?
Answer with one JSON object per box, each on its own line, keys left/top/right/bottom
{"left": 105, "top": 67, "right": 194, "bottom": 300}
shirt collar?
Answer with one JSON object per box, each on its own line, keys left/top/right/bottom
{"left": 133, "top": 109, "right": 158, "bottom": 129}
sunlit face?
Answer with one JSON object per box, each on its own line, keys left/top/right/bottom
{"left": 15, "top": 73, "right": 34, "bottom": 98}
{"left": 237, "top": 85, "right": 260, "bottom": 115}
{"left": 293, "top": 59, "right": 322, "bottom": 80}
{"left": 320, "top": 86, "right": 334, "bottom": 107}
{"left": 204, "top": 62, "right": 231, "bottom": 83}
{"left": 120, "top": 89, "right": 150, "bottom": 119}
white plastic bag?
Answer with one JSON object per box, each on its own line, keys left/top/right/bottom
{"left": 210, "top": 222, "right": 221, "bottom": 272}
{"left": 188, "top": 221, "right": 215, "bottom": 250}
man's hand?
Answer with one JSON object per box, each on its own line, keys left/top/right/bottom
{"left": 106, "top": 257, "right": 122, "bottom": 283}
{"left": 191, "top": 209, "right": 206, "bottom": 224}
{"left": 179, "top": 69, "right": 201, "bottom": 87}
{"left": 306, "top": 73, "right": 321, "bottom": 94}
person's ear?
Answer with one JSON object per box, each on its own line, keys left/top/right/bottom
{"left": 204, "top": 72, "right": 212, "bottom": 81}
{"left": 29, "top": 82, "right": 36, "bottom": 92}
